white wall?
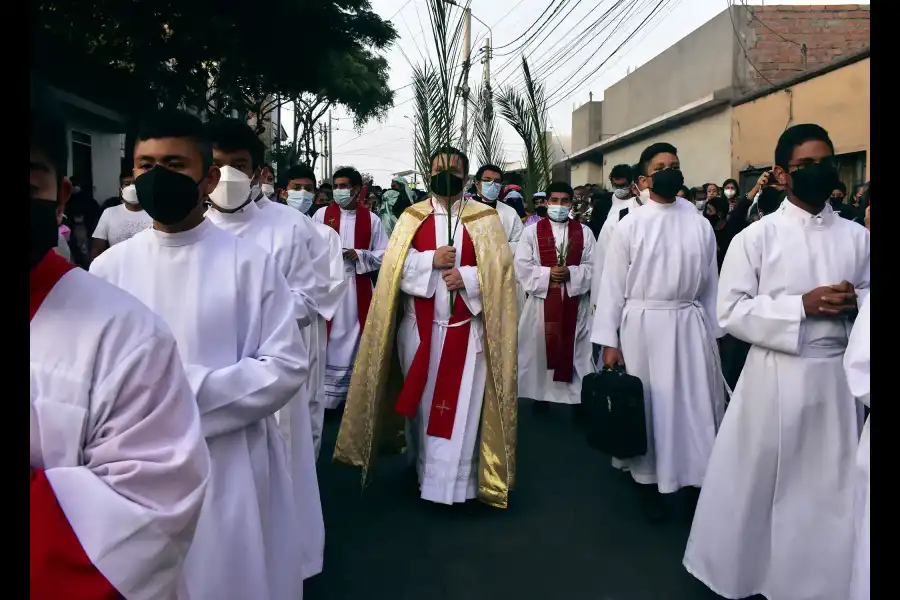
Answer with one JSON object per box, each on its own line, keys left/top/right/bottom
{"left": 65, "top": 121, "right": 123, "bottom": 203}
{"left": 601, "top": 107, "right": 733, "bottom": 189}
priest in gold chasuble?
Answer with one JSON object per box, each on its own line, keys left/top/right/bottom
{"left": 334, "top": 146, "right": 518, "bottom": 508}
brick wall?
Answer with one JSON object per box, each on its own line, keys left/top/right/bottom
{"left": 743, "top": 4, "right": 869, "bottom": 88}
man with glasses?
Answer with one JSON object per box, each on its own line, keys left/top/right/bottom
{"left": 685, "top": 124, "right": 870, "bottom": 600}
{"left": 474, "top": 164, "right": 524, "bottom": 311}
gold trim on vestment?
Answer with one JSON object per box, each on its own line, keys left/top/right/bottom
{"left": 333, "top": 199, "right": 518, "bottom": 507}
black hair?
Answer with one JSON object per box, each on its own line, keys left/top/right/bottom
{"left": 679, "top": 185, "right": 690, "bottom": 197}
{"left": 775, "top": 123, "right": 835, "bottom": 169}
{"left": 834, "top": 181, "right": 847, "bottom": 195}
{"left": 332, "top": 167, "right": 362, "bottom": 187}
{"left": 546, "top": 181, "right": 575, "bottom": 201}
{"left": 630, "top": 163, "right": 643, "bottom": 181}
{"left": 860, "top": 181, "right": 870, "bottom": 209}
{"left": 119, "top": 171, "right": 133, "bottom": 181}
{"left": 723, "top": 178, "right": 739, "bottom": 192}
{"left": 638, "top": 142, "right": 678, "bottom": 176}
{"left": 319, "top": 182, "right": 333, "bottom": 191}
{"left": 758, "top": 186, "right": 786, "bottom": 215}
{"left": 609, "top": 164, "right": 634, "bottom": 184}
{"left": 429, "top": 145, "right": 470, "bottom": 177}
{"left": 476, "top": 164, "right": 503, "bottom": 180}
{"left": 287, "top": 164, "right": 316, "bottom": 183}
{"left": 708, "top": 196, "right": 729, "bottom": 217}
{"left": 137, "top": 110, "right": 213, "bottom": 170}
{"left": 705, "top": 182, "right": 720, "bottom": 194}
{"left": 205, "top": 117, "right": 266, "bottom": 171}
{"left": 30, "top": 79, "right": 68, "bottom": 183}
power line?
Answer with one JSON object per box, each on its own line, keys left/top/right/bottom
{"left": 739, "top": 0, "right": 802, "bottom": 47}
{"left": 725, "top": 0, "right": 776, "bottom": 87}
{"left": 491, "top": 0, "right": 567, "bottom": 51}
{"left": 388, "top": 0, "right": 414, "bottom": 21}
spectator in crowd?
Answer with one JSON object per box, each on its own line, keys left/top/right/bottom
{"left": 100, "top": 172, "right": 135, "bottom": 212}
{"left": 705, "top": 182, "right": 721, "bottom": 200}
{"left": 722, "top": 178, "right": 740, "bottom": 213}
{"left": 677, "top": 185, "right": 690, "bottom": 199}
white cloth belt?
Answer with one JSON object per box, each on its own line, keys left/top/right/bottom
{"left": 797, "top": 343, "right": 846, "bottom": 359}
{"left": 625, "top": 298, "right": 733, "bottom": 399}
{"left": 435, "top": 318, "right": 472, "bottom": 328}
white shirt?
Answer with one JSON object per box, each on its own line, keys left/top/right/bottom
{"left": 93, "top": 204, "right": 153, "bottom": 246}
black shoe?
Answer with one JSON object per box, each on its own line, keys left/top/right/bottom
{"left": 683, "top": 486, "right": 701, "bottom": 521}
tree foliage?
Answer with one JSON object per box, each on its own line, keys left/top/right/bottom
{"left": 32, "top": 0, "right": 398, "bottom": 136}
{"left": 497, "top": 57, "right": 552, "bottom": 200}
{"left": 471, "top": 83, "right": 505, "bottom": 169}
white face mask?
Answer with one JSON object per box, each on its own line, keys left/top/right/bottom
{"left": 480, "top": 181, "right": 501, "bottom": 201}
{"left": 209, "top": 166, "right": 252, "bottom": 210}
{"left": 121, "top": 184, "right": 139, "bottom": 205}
{"left": 638, "top": 187, "right": 650, "bottom": 204}
{"left": 695, "top": 200, "right": 706, "bottom": 210}
{"left": 613, "top": 187, "right": 631, "bottom": 199}
{"left": 287, "top": 189, "right": 314, "bottom": 213}
{"left": 547, "top": 205, "right": 570, "bottom": 222}
{"left": 260, "top": 183, "right": 275, "bottom": 198}
{"left": 333, "top": 188, "right": 355, "bottom": 208}
{"left": 724, "top": 189, "right": 737, "bottom": 199}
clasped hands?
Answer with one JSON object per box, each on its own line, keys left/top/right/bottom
{"left": 801, "top": 280, "right": 858, "bottom": 319}
{"left": 433, "top": 246, "right": 464, "bottom": 291}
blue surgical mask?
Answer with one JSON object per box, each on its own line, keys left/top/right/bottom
{"left": 287, "top": 189, "right": 314, "bottom": 213}
{"left": 481, "top": 181, "right": 501, "bottom": 201}
{"left": 547, "top": 205, "right": 569, "bottom": 222}
{"left": 333, "top": 188, "right": 354, "bottom": 208}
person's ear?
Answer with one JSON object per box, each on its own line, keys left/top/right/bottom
{"left": 56, "top": 177, "right": 73, "bottom": 221}
{"left": 202, "top": 165, "right": 221, "bottom": 196}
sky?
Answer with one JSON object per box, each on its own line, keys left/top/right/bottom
{"left": 281, "top": 0, "right": 868, "bottom": 187}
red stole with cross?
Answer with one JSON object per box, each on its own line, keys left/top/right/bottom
{"left": 536, "top": 217, "right": 584, "bottom": 383}
{"left": 393, "top": 214, "right": 476, "bottom": 440}
{"left": 30, "top": 251, "right": 123, "bottom": 600}
{"left": 324, "top": 202, "right": 373, "bottom": 338}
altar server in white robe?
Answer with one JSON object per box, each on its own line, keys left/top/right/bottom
{"left": 845, "top": 294, "right": 869, "bottom": 600}
{"left": 283, "top": 164, "right": 348, "bottom": 458}
{"left": 204, "top": 123, "right": 326, "bottom": 582}
{"left": 684, "top": 124, "right": 869, "bottom": 600}
{"left": 594, "top": 142, "right": 725, "bottom": 514}
{"left": 90, "top": 109, "right": 307, "bottom": 600}
{"left": 314, "top": 166, "right": 387, "bottom": 408}
{"left": 590, "top": 162, "right": 647, "bottom": 317}
{"left": 516, "top": 181, "right": 595, "bottom": 406}
{"left": 472, "top": 165, "right": 524, "bottom": 313}
{"left": 30, "top": 94, "right": 210, "bottom": 600}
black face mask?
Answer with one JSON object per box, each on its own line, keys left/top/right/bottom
{"left": 535, "top": 205, "right": 548, "bottom": 217}
{"left": 135, "top": 165, "right": 203, "bottom": 225}
{"left": 31, "top": 198, "right": 60, "bottom": 269}
{"left": 789, "top": 161, "right": 840, "bottom": 208}
{"left": 430, "top": 171, "right": 464, "bottom": 198}
{"left": 650, "top": 168, "right": 685, "bottom": 199}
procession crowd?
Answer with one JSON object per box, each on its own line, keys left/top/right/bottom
{"left": 31, "top": 71, "right": 869, "bottom": 600}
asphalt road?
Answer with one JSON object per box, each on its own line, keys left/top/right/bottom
{"left": 305, "top": 400, "right": 753, "bottom": 600}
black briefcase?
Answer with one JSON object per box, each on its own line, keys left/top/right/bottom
{"left": 582, "top": 364, "right": 647, "bottom": 459}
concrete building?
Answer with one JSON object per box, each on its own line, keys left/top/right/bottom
{"left": 568, "top": 3, "right": 870, "bottom": 190}
{"left": 731, "top": 48, "right": 869, "bottom": 191}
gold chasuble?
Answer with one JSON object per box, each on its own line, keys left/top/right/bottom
{"left": 333, "top": 199, "right": 518, "bottom": 508}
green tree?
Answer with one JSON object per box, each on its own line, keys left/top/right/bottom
{"left": 33, "top": 0, "right": 398, "bottom": 137}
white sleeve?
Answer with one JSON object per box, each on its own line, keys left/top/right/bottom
{"left": 508, "top": 210, "right": 524, "bottom": 255}
{"left": 566, "top": 226, "right": 595, "bottom": 298}
{"left": 356, "top": 214, "right": 386, "bottom": 274}
{"left": 698, "top": 228, "right": 723, "bottom": 338}
{"left": 844, "top": 295, "right": 870, "bottom": 407}
{"left": 400, "top": 248, "right": 439, "bottom": 298}
{"left": 513, "top": 227, "right": 551, "bottom": 299}
{"left": 185, "top": 255, "right": 309, "bottom": 439}
{"left": 591, "top": 224, "right": 629, "bottom": 348}
{"left": 44, "top": 328, "right": 210, "bottom": 599}
{"left": 590, "top": 214, "right": 617, "bottom": 312}
{"left": 717, "top": 229, "right": 803, "bottom": 354}
{"left": 92, "top": 209, "right": 111, "bottom": 241}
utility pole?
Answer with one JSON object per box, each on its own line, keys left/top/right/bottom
{"left": 483, "top": 38, "right": 491, "bottom": 84}
{"left": 460, "top": 6, "right": 471, "bottom": 157}
{"left": 327, "top": 112, "right": 333, "bottom": 179}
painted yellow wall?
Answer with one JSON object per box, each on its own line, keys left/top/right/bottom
{"left": 732, "top": 58, "right": 870, "bottom": 178}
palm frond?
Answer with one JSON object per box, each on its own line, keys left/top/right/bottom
{"left": 497, "top": 83, "right": 539, "bottom": 199}
{"left": 425, "top": 0, "right": 468, "bottom": 155}
{"left": 471, "top": 83, "right": 506, "bottom": 168}
{"left": 522, "top": 57, "right": 552, "bottom": 192}
{"left": 412, "top": 63, "right": 438, "bottom": 182}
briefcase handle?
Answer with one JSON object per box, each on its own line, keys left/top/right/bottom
{"left": 600, "top": 363, "right": 627, "bottom": 375}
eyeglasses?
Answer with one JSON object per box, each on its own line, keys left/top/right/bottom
{"left": 788, "top": 156, "right": 840, "bottom": 173}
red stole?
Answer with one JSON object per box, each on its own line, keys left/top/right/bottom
{"left": 30, "top": 251, "right": 122, "bottom": 600}
{"left": 324, "top": 202, "right": 374, "bottom": 337}
{"left": 394, "top": 214, "right": 476, "bottom": 440}
{"left": 536, "top": 218, "right": 584, "bottom": 383}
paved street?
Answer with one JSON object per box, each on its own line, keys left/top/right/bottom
{"left": 306, "top": 400, "right": 744, "bottom": 600}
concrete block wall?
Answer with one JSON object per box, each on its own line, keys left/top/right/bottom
{"left": 743, "top": 4, "right": 869, "bottom": 87}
